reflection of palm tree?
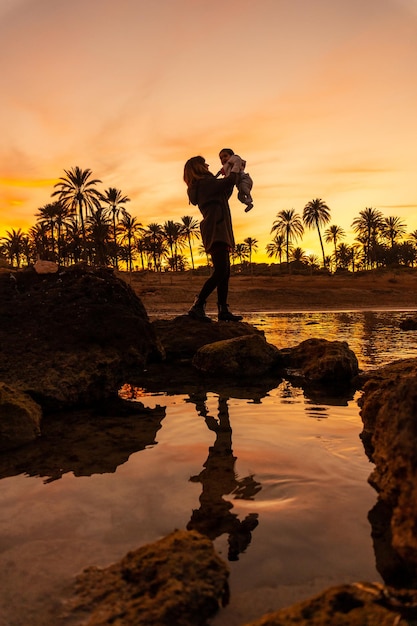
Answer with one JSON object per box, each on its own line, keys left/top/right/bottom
{"left": 187, "top": 393, "right": 261, "bottom": 561}
{"left": 303, "top": 198, "right": 331, "bottom": 268}
{"left": 271, "top": 209, "right": 304, "bottom": 273}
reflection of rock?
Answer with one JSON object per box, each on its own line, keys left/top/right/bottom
{"left": 0, "top": 399, "right": 165, "bottom": 482}
{"left": 283, "top": 338, "right": 359, "bottom": 385}
{"left": 359, "top": 358, "right": 417, "bottom": 583}
{"left": 192, "top": 334, "right": 282, "bottom": 377}
{"left": 368, "top": 500, "right": 417, "bottom": 588}
{"left": 0, "top": 382, "right": 42, "bottom": 451}
{"left": 65, "top": 529, "right": 229, "bottom": 626}
{"left": 0, "top": 266, "right": 162, "bottom": 411}
{"left": 244, "top": 582, "right": 417, "bottom": 625}
{"left": 152, "top": 315, "right": 264, "bottom": 361}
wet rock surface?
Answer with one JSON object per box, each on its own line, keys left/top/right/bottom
{"left": 243, "top": 582, "right": 417, "bottom": 625}
{"left": 151, "top": 315, "right": 264, "bottom": 361}
{"left": 359, "top": 357, "right": 417, "bottom": 585}
{"left": 0, "top": 382, "right": 42, "bottom": 451}
{"left": 64, "top": 529, "right": 229, "bottom": 626}
{"left": 192, "top": 333, "right": 282, "bottom": 376}
{"left": 283, "top": 337, "right": 359, "bottom": 385}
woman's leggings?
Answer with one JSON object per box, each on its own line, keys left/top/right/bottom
{"left": 197, "top": 242, "right": 230, "bottom": 306}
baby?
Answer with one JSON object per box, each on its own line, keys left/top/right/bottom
{"left": 218, "top": 148, "right": 254, "bottom": 212}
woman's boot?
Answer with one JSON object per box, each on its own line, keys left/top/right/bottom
{"left": 188, "top": 297, "right": 212, "bottom": 322}
{"left": 218, "top": 303, "right": 243, "bottom": 322}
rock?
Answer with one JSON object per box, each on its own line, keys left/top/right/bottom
{"left": 192, "top": 334, "right": 282, "bottom": 377}
{"left": 152, "top": 315, "right": 264, "bottom": 361}
{"left": 0, "top": 382, "right": 42, "bottom": 451}
{"left": 243, "top": 582, "right": 415, "bottom": 625}
{"left": 399, "top": 316, "right": 417, "bottom": 330}
{"left": 65, "top": 529, "right": 229, "bottom": 626}
{"left": 0, "top": 266, "right": 162, "bottom": 410}
{"left": 358, "top": 358, "right": 417, "bottom": 574}
{"left": 33, "top": 259, "right": 59, "bottom": 274}
{"left": 283, "top": 338, "right": 359, "bottom": 385}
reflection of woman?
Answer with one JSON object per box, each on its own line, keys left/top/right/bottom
{"left": 183, "top": 156, "right": 243, "bottom": 323}
{"left": 187, "top": 393, "right": 261, "bottom": 561}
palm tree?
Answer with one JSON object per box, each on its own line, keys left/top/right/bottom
{"left": 381, "top": 216, "right": 406, "bottom": 249}
{"left": 52, "top": 166, "right": 102, "bottom": 250}
{"left": 306, "top": 253, "right": 320, "bottom": 273}
{"left": 271, "top": 209, "right": 304, "bottom": 272}
{"left": 324, "top": 224, "right": 345, "bottom": 269}
{"left": 180, "top": 215, "right": 200, "bottom": 270}
{"left": 162, "top": 220, "right": 184, "bottom": 271}
{"left": 118, "top": 214, "right": 143, "bottom": 272}
{"left": 1, "top": 228, "right": 26, "bottom": 267}
{"left": 243, "top": 236, "right": 258, "bottom": 272}
{"left": 291, "top": 246, "right": 308, "bottom": 264}
{"left": 234, "top": 242, "right": 249, "bottom": 265}
{"left": 303, "top": 198, "right": 330, "bottom": 268}
{"left": 351, "top": 207, "right": 384, "bottom": 269}
{"left": 144, "top": 223, "right": 165, "bottom": 271}
{"left": 35, "top": 202, "right": 60, "bottom": 259}
{"left": 408, "top": 230, "right": 417, "bottom": 247}
{"left": 100, "top": 187, "right": 130, "bottom": 268}
{"left": 86, "top": 207, "right": 112, "bottom": 266}
{"left": 266, "top": 234, "right": 285, "bottom": 266}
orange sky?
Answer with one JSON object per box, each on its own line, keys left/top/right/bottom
{"left": 1, "top": 0, "right": 417, "bottom": 262}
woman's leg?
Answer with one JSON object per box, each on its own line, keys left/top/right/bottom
{"left": 196, "top": 242, "right": 229, "bottom": 304}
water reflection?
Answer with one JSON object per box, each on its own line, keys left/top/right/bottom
{"left": 186, "top": 393, "right": 261, "bottom": 561}
{"left": 0, "top": 401, "right": 165, "bottom": 483}
{"left": 248, "top": 310, "right": 417, "bottom": 370}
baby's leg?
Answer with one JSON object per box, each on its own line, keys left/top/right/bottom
{"left": 238, "top": 173, "right": 253, "bottom": 211}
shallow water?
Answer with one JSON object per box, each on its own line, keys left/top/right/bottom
{"left": 0, "top": 310, "right": 416, "bottom": 625}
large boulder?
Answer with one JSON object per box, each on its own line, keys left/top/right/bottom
{"left": 243, "top": 582, "right": 416, "bottom": 625}
{"left": 0, "top": 266, "right": 162, "bottom": 410}
{"left": 152, "top": 315, "right": 264, "bottom": 361}
{"left": 359, "top": 358, "right": 417, "bottom": 575}
{"left": 283, "top": 338, "right": 359, "bottom": 385}
{"left": 192, "top": 334, "right": 281, "bottom": 377}
{"left": 65, "top": 529, "right": 229, "bottom": 626}
{"left": 0, "top": 382, "right": 42, "bottom": 451}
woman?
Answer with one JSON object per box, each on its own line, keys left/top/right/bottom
{"left": 183, "top": 155, "right": 243, "bottom": 322}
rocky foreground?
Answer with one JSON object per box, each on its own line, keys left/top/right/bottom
{"left": 1, "top": 265, "right": 417, "bottom": 624}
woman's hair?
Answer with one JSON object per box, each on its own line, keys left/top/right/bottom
{"left": 183, "top": 156, "right": 210, "bottom": 187}
{"left": 219, "top": 148, "right": 234, "bottom": 156}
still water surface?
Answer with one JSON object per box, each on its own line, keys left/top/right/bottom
{"left": 0, "top": 310, "right": 416, "bottom": 625}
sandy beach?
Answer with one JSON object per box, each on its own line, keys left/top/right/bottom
{"left": 120, "top": 269, "right": 417, "bottom": 317}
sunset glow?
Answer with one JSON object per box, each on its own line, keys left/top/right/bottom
{"left": 1, "top": 0, "right": 417, "bottom": 262}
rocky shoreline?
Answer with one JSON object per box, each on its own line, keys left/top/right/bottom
{"left": 1, "top": 265, "right": 417, "bottom": 624}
